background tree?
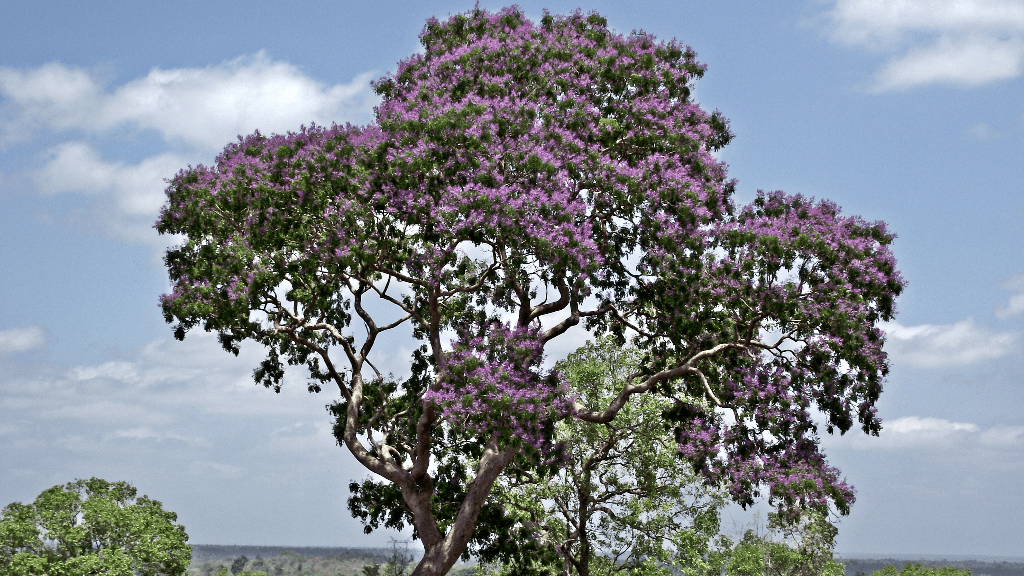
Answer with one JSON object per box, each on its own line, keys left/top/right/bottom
{"left": 0, "top": 477, "right": 190, "bottom": 576}
{"left": 478, "top": 338, "right": 726, "bottom": 576}
{"left": 705, "top": 511, "right": 843, "bottom": 576}
{"left": 157, "top": 7, "right": 904, "bottom": 576}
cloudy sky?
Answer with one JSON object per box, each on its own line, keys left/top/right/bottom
{"left": 1, "top": 0, "right": 1022, "bottom": 559}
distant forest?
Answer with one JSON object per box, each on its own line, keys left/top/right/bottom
{"left": 839, "top": 558, "right": 1024, "bottom": 576}
{"left": 189, "top": 545, "right": 397, "bottom": 565}
{"left": 186, "top": 544, "right": 474, "bottom": 576}
{"left": 187, "top": 545, "right": 1024, "bottom": 576}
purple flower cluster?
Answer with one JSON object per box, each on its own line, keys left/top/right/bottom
{"left": 674, "top": 361, "right": 856, "bottom": 520}
{"left": 425, "top": 321, "right": 575, "bottom": 456}
{"left": 661, "top": 191, "right": 904, "bottom": 517}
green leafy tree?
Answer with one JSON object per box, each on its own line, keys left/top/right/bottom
{"left": 232, "top": 556, "right": 250, "bottom": 575}
{"left": 705, "top": 511, "right": 842, "bottom": 576}
{"left": 480, "top": 338, "right": 726, "bottom": 576}
{"left": 0, "top": 477, "right": 190, "bottom": 576}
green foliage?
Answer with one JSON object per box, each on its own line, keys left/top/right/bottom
{"left": 870, "top": 564, "right": 970, "bottom": 576}
{"left": 478, "top": 338, "right": 727, "bottom": 576}
{"left": 0, "top": 477, "right": 190, "bottom": 576}
{"left": 704, "top": 512, "right": 842, "bottom": 576}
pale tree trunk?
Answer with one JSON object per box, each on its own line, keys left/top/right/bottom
{"left": 409, "top": 440, "right": 518, "bottom": 576}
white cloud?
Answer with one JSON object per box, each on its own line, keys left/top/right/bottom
{"left": 71, "top": 360, "right": 140, "bottom": 383}
{"left": 997, "top": 273, "right": 1024, "bottom": 317}
{"left": 998, "top": 293, "right": 1024, "bottom": 318}
{"left": 881, "top": 318, "right": 1018, "bottom": 367}
{"left": 874, "top": 416, "right": 980, "bottom": 448}
{"left": 0, "top": 53, "right": 379, "bottom": 151}
{"left": 871, "top": 35, "right": 1024, "bottom": 91}
{"left": 979, "top": 424, "right": 1024, "bottom": 446}
{"left": 0, "top": 330, "right": 344, "bottom": 486}
{"left": 34, "top": 142, "right": 185, "bottom": 214}
{"left": 821, "top": 0, "right": 1024, "bottom": 91}
{"left": 0, "top": 326, "right": 45, "bottom": 354}
{"left": 31, "top": 141, "right": 190, "bottom": 245}
{"left": 828, "top": 415, "right": 1024, "bottom": 451}
{"left": 108, "top": 426, "right": 209, "bottom": 446}
{"left": 827, "top": 0, "right": 1024, "bottom": 45}
{"left": 0, "top": 331, "right": 326, "bottom": 431}
{"left": 887, "top": 415, "right": 979, "bottom": 434}
{"left": 1, "top": 54, "right": 379, "bottom": 247}
{"left": 967, "top": 122, "right": 1000, "bottom": 140}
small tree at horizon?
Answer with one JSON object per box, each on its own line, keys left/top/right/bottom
{"left": 0, "top": 478, "right": 190, "bottom": 576}
{"left": 156, "top": 7, "right": 904, "bottom": 576}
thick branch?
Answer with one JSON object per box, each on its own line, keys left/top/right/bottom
{"left": 576, "top": 342, "right": 745, "bottom": 423}
{"left": 411, "top": 440, "right": 517, "bottom": 576}
{"left": 530, "top": 276, "right": 571, "bottom": 323}
{"left": 541, "top": 286, "right": 580, "bottom": 342}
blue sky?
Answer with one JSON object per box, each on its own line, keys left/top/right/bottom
{"left": 1, "top": 0, "right": 1022, "bottom": 558}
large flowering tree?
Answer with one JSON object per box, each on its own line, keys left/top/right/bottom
{"left": 156, "top": 7, "right": 904, "bottom": 576}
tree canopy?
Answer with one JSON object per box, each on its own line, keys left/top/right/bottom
{"left": 481, "top": 338, "right": 726, "bottom": 576}
{"left": 156, "top": 7, "right": 904, "bottom": 576}
{"left": 0, "top": 478, "right": 191, "bottom": 576}
{"left": 704, "top": 511, "right": 844, "bottom": 576}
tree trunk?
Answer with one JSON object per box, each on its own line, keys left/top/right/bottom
{"left": 408, "top": 441, "right": 517, "bottom": 576}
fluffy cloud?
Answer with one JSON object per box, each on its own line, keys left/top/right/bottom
{"left": 996, "top": 273, "right": 1024, "bottom": 318}
{"left": 0, "top": 53, "right": 379, "bottom": 151}
{"left": 872, "top": 35, "right": 1024, "bottom": 91}
{"left": 821, "top": 0, "right": 1024, "bottom": 91}
{"left": 0, "top": 53, "right": 379, "bottom": 246}
{"left": 34, "top": 142, "right": 184, "bottom": 213}
{"left": 31, "top": 141, "right": 190, "bottom": 245}
{"left": 826, "top": 415, "right": 1024, "bottom": 451}
{"left": 0, "top": 326, "right": 45, "bottom": 354}
{"left": 881, "top": 318, "right": 1018, "bottom": 368}
{"left": 0, "top": 332, "right": 326, "bottom": 430}
{"left": 887, "top": 415, "right": 979, "bottom": 434}
{"left": 0, "top": 330, "right": 380, "bottom": 546}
